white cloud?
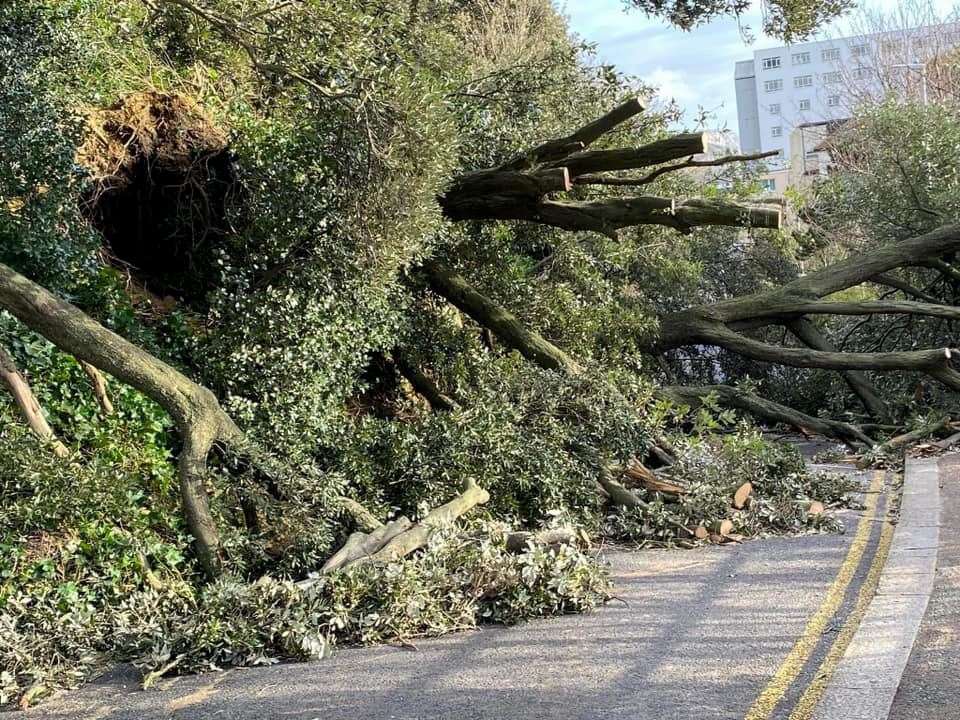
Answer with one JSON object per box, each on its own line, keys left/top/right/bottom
{"left": 645, "top": 67, "right": 698, "bottom": 107}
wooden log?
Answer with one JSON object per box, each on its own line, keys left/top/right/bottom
{"left": 597, "top": 472, "right": 644, "bottom": 507}
{"left": 732, "top": 482, "right": 752, "bottom": 510}
{"left": 620, "top": 461, "right": 686, "bottom": 496}
{"left": 320, "top": 516, "right": 413, "bottom": 574}
{"left": 715, "top": 519, "right": 735, "bottom": 537}
{"left": 346, "top": 480, "right": 490, "bottom": 567}
{"left": 338, "top": 496, "right": 383, "bottom": 533}
{"left": 505, "top": 527, "right": 578, "bottom": 553}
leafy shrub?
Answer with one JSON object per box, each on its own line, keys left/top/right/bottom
{"left": 2, "top": 508, "right": 609, "bottom": 704}
{"left": 338, "top": 360, "right": 656, "bottom": 528}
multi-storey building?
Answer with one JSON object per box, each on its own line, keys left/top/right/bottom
{"left": 735, "top": 23, "right": 960, "bottom": 193}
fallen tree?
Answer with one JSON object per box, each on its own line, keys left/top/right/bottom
{"left": 428, "top": 98, "right": 957, "bottom": 442}
{"left": 4, "top": 95, "right": 952, "bottom": 583}
{"left": 439, "top": 97, "right": 781, "bottom": 238}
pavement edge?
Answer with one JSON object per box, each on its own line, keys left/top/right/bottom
{"left": 811, "top": 457, "right": 941, "bottom": 720}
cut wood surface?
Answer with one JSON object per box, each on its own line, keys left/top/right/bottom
{"left": 733, "top": 482, "right": 753, "bottom": 510}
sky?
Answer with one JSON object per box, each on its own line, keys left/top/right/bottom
{"left": 560, "top": 0, "right": 957, "bottom": 134}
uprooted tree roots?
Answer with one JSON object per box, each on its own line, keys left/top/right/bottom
{"left": 77, "top": 91, "right": 238, "bottom": 304}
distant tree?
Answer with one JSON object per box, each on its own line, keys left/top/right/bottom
{"left": 625, "top": 0, "right": 854, "bottom": 41}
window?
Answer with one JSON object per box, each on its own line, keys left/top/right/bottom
{"left": 827, "top": 95, "right": 840, "bottom": 107}
{"left": 852, "top": 67, "right": 871, "bottom": 79}
{"left": 768, "top": 103, "right": 781, "bottom": 114}
{"left": 760, "top": 178, "right": 777, "bottom": 192}
{"left": 850, "top": 44, "right": 868, "bottom": 57}
{"left": 822, "top": 47, "right": 840, "bottom": 62}
{"left": 764, "top": 79, "right": 783, "bottom": 92}
{"left": 882, "top": 39, "right": 902, "bottom": 54}
{"left": 771, "top": 126, "right": 782, "bottom": 137}
{"left": 798, "top": 98, "right": 810, "bottom": 110}
{"left": 762, "top": 56, "right": 782, "bottom": 70}
{"left": 792, "top": 51, "right": 811, "bottom": 65}
{"left": 823, "top": 71, "right": 842, "bottom": 83}
{"left": 794, "top": 75, "right": 813, "bottom": 88}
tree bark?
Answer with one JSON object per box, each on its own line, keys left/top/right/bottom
{"left": 0, "top": 345, "right": 69, "bottom": 457}
{"left": 0, "top": 262, "right": 242, "bottom": 576}
{"left": 80, "top": 360, "right": 114, "bottom": 415}
{"left": 392, "top": 352, "right": 458, "bottom": 412}
{"left": 542, "top": 133, "right": 707, "bottom": 175}
{"left": 423, "top": 260, "right": 582, "bottom": 374}
{"left": 658, "top": 384, "right": 873, "bottom": 449}
{"left": 786, "top": 318, "right": 888, "bottom": 420}
{"left": 319, "top": 480, "right": 490, "bottom": 575}
{"left": 856, "top": 417, "right": 950, "bottom": 468}
{"left": 496, "top": 96, "right": 646, "bottom": 171}
{"left": 650, "top": 225, "right": 960, "bottom": 397}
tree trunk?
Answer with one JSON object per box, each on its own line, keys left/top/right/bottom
{"left": 0, "top": 262, "right": 241, "bottom": 577}
{"left": 786, "top": 318, "right": 888, "bottom": 420}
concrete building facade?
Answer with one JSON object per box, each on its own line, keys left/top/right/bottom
{"left": 735, "top": 23, "right": 960, "bottom": 193}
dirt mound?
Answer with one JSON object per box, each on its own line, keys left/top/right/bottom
{"left": 77, "top": 91, "right": 238, "bottom": 304}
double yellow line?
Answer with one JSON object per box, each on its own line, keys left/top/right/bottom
{"left": 744, "top": 470, "right": 890, "bottom": 720}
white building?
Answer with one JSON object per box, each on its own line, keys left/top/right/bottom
{"left": 735, "top": 23, "right": 960, "bottom": 193}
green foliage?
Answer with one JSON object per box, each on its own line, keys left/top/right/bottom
{"left": 0, "top": 0, "right": 865, "bottom": 709}
{"left": 340, "top": 360, "right": 656, "bottom": 527}
{"left": 767, "top": 97, "right": 960, "bottom": 418}
{"left": 2, "top": 507, "right": 608, "bottom": 704}
{"left": 624, "top": 0, "right": 853, "bottom": 41}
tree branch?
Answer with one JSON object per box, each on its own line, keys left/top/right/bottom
{"left": 496, "top": 96, "right": 646, "bottom": 171}
{"left": 573, "top": 149, "right": 780, "bottom": 187}
{"left": 422, "top": 261, "right": 582, "bottom": 375}
{"left": 0, "top": 345, "right": 69, "bottom": 457}
{"left": 658, "top": 384, "right": 872, "bottom": 448}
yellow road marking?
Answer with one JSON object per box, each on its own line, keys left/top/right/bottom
{"left": 743, "top": 470, "right": 886, "bottom": 720}
{"left": 787, "top": 492, "right": 896, "bottom": 720}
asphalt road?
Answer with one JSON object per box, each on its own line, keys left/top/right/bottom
{"left": 26, "top": 465, "right": 890, "bottom": 720}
